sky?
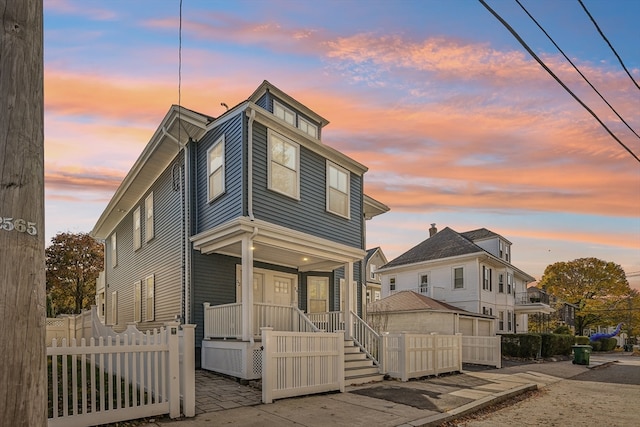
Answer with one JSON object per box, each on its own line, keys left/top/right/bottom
{"left": 43, "top": 0, "right": 640, "bottom": 290}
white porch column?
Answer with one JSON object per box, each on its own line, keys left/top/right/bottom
{"left": 343, "top": 261, "right": 353, "bottom": 339}
{"left": 241, "top": 235, "right": 254, "bottom": 341}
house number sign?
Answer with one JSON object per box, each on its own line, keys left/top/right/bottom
{"left": 0, "top": 216, "right": 38, "bottom": 235}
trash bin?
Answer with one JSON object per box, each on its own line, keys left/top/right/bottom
{"left": 572, "top": 345, "right": 591, "bottom": 365}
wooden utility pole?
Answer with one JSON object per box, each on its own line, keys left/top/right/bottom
{"left": 0, "top": 1, "right": 46, "bottom": 426}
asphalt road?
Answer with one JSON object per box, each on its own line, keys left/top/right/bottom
{"left": 459, "top": 354, "right": 640, "bottom": 427}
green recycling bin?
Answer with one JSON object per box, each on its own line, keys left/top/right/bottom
{"left": 572, "top": 345, "right": 591, "bottom": 365}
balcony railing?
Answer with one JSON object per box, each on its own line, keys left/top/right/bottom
{"left": 515, "top": 291, "right": 550, "bottom": 305}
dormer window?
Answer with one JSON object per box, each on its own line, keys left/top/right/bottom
{"left": 298, "top": 116, "right": 318, "bottom": 139}
{"left": 273, "top": 100, "right": 295, "bottom": 126}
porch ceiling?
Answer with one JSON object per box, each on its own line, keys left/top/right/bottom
{"left": 191, "top": 217, "right": 365, "bottom": 272}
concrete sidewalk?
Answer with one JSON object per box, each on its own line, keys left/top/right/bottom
{"left": 144, "top": 354, "right": 624, "bottom": 427}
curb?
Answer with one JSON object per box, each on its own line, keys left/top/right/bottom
{"left": 398, "top": 383, "right": 538, "bottom": 427}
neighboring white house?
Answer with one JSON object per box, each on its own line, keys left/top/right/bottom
{"left": 367, "top": 290, "right": 495, "bottom": 336}
{"left": 364, "top": 247, "right": 388, "bottom": 305}
{"left": 376, "top": 224, "right": 553, "bottom": 334}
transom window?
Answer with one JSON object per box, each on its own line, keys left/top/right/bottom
{"left": 326, "top": 161, "right": 350, "bottom": 218}
{"left": 268, "top": 130, "right": 300, "bottom": 199}
{"left": 207, "top": 136, "right": 225, "bottom": 201}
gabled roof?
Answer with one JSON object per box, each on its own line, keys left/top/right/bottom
{"left": 367, "top": 291, "right": 475, "bottom": 314}
{"left": 365, "top": 246, "right": 388, "bottom": 265}
{"left": 461, "top": 228, "right": 511, "bottom": 245}
{"left": 381, "top": 227, "right": 483, "bottom": 269}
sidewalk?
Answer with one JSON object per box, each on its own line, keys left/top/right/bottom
{"left": 145, "top": 353, "right": 626, "bottom": 427}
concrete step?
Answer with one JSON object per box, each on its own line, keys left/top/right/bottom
{"left": 345, "top": 358, "right": 373, "bottom": 369}
{"left": 345, "top": 373, "right": 385, "bottom": 386}
{"left": 345, "top": 365, "right": 379, "bottom": 377}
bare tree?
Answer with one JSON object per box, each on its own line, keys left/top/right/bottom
{"left": 0, "top": 1, "right": 46, "bottom": 425}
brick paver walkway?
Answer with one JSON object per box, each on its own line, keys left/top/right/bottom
{"left": 195, "top": 370, "right": 262, "bottom": 415}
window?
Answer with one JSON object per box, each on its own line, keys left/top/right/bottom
{"left": 268, "top": 130, "right": 299, "bottom": 199}
{"left": 498, "top": 273, "right": 504, "bottom": 293}
{"left": 505, "top": 245, "right": 510, "bottom": 262}
{"left": 419, "top": 274, "right": 428, "bottom": 294}
{"left": 482, "top": 266, "right": 492, "bottom": 291}
{"left": 507, "top": 273, "right": 513, "bottom": 294}
{"left": 374, "top": 290, "right": 381, "bottom": 301}
{"left": 96, "top": 291, "right": 105, "bottom": 320}
{"left": 499, "top": 311, "right": 505, "bottom": 330}
{"left": 507, "top": 310, "right": 513, "bottom": 331}
{"left": 145, "top": 193, "right": 154, "bottom": 241}
{"left": 326, "top": 161, "right": 350, "bottom": 218}
{"left": 133, "top": 280, "right": 141, "bottom": 322}
{"left": 207, "top": 136, "right": 225, "bottom": 201}
{"left": 370, "top": 264, "right": 377, "bottom": 280}
{"left": 389, "top": 277, "right": 396, "bottom": 292}
{"left": 499, "top": 241, "right": 504, "bottom": 258}
{"left": 298, "top": 116, "right": 318, "bottom": 139}
{"left": 133, "top": 207, "right": 141, "bottom": 251}
{"left": 110, "top": 233, "right": 117, "bottom": 268}
{"left": 273, "top": 100, "right": 295, "bottom": 126}
{"left": 454, "top": 267, "right": 464, "bottom": 289}
{"left": 145, "top": 274, "right": 155, "bottom": 321}
{"left": 110, "top": 291, "right": 118, "bottom": 325}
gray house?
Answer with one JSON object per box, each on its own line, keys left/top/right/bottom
{"left": 91, "top": 81, "right": 389, "bottom": 372}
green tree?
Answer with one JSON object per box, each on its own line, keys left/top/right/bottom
{"left": 539, "top": 258, "right": 631, "bottom": 335}
{"left": 45, "top": 232, "right": 104, "bottom": 315}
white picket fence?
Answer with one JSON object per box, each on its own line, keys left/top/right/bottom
{"left": 462, "top": 335, "right": 502, "bottom": 368}
{"left": 47, "top": 321, "right": 195, "bottom": 427}
{"left": 381, "top": 333, "right": 462, "bottom": 381}
{"left": 261, "top": 327, "right": 344, "bottom": 404}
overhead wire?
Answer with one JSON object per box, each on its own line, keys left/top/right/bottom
{"left": 477, "top": 0, "right": 640, "bottom": 164}
{"left": 514, "top": 0, "right": 639, "bottom": 141}
{"left": 577, "top": 0, "right": 640, "bottom": 91}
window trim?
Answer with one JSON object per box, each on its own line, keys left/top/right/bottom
{"left": 298, "top": 116, "right": 318, "bottom": 139}
{"left": 419, "top": 273, "right": 429, "bottom": 294}
{"left": 207, "top": 135, "right": 226, "bottom": 202}
{"left": 326, "top": 161, "right": 350, "bottom": 219}
{"left": 453, "top": 267, "right": 464, "bottom": 289}
{"left": 133, "top": 206, "right": 141, "bottom": 251}
{"left": 144, "top": 274, "right": 155, "bottom": 322}
{"left": 389, "top": 276, "right": 397, "bottom": 292}
{"left": 369, "top": 264, "right": 377, "bottom": 280}
{"left": 498, "top": 273, "right": 504, "bottom": 293}
{"left": 498, "top": 311, "right": 505, "bottom": 331}
{"left": 273, "top": 100, "right": 296, "bottom": 126}
{"left": 145, "top": 192, "right": 154, "bottom": 242}
{"left": 267, "top": 130, "right": 300, "bottom": 200}
{"left": 133, "top": 280, "right": 142, "bottom": 323}
{"left": 110, "top": 233, "right": 117, "bottom": 268}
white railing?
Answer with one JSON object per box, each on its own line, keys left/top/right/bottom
{"left": 261, "top": 327, "right": 344, "bottom": 404}
{"left": 382, "top": 333, "right": 462, "bottom": 381}
{"left": 306, "top": 311, "right": 344, "bottom": 332}
{"left": 203, "top": 303, "right": 320, "bottom": 339}
{"left": 47, "top": 322, "right": 194, "bottom": 427}
{"left": 351, "top": 311, "right": 381, "bottom": 365}
{"left": 462, "top": 336, "right": 502, "bottom": 368}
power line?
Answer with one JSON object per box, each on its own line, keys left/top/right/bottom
{"left": 478, "top": 0, "right": 640, "bottom": 164}
{"left": 577, "top": 0, "right": 640, "bottom": 91}
{"left": 515, "top": 0, "right": 639, "bottom": 141}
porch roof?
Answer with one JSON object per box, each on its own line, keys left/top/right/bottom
{"left": 190, "top": 217, "right": 366, "bottom": 272}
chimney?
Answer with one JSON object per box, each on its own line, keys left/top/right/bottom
{"left": 429, "top": 223, "right": 437, "bottom": 237}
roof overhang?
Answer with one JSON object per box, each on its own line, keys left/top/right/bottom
{"left": 91, "top": 106, "right": 210, "bottom": 240}
{"left": 364, "top": 194, "right": 390, "bottom": 220}
{"left": 515, "top": 303, "right": 555, "bottom": 315}
{"left": 190, "top": 217, "right": 366, "bottom": 272}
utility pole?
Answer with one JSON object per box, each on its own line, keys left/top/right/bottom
{"left": 0, "top": 1, "right": 46, "bottom": 426}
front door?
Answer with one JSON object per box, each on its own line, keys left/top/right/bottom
{"left": 307, "top": 277, "right": 329, "bottom": 313}
{"left": 272, "top": 275, "right": 292, "bottom": 306}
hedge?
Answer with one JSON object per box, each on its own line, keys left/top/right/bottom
{"left": 540, "top": 333, "right": 573, "bottom": 357}
{"left": 501, "top": 334, "right": 542, "bottom": 358}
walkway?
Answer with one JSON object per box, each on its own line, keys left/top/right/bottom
{"left": 194, "top": 370, "right": 261, "bottom": 414}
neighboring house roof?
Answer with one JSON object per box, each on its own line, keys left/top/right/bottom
{"left": 368, "top": 291, "right": 483, "bottom": 316}
{"left": 365, "top": 246, "right": 387, "bottom": 265}
{"left": 381, "top": 227, "right": 483, "bottom": 269}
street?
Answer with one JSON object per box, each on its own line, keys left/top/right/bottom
{"left": 458, "top": 353, "right": 640, "bottom": 427}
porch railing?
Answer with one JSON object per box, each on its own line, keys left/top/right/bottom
{"left": 351, "top": 310, "right": 380, "bottom": 365}
{"left": 203, "top": 302, "right": 319, "bottom": 339}
{"left": 306, "top": 311, "right": 344, "bottom": 332}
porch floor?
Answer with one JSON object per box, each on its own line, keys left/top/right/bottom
{"left": 195, "top": 369, "right": 262, "bottom": 414}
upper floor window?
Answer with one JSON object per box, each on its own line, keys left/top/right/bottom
{"left": 507, "top": 273, "right": 513, "bottom": 294}
{"left": 370, "top": 264, "right": 377, "bottom": 280}
{"left": 482, "top": 266, "right": 492, "bottom": 291}
{"left": 133, "top": 280, "right": 142, "bottom": 323}
{"left": 505, "top": 244, "right": 510, "bottom": 262}
{"left": 389, "top": 277, "right": 396, "bottom": 292}
{"left": 419, "top": 274, "right": 429, "bottom": 294}
{"left": 207, "top": 136, "right": 225, "bottom": 201}
{"left": 499, "top": 311, "right": 505, "bottom": 330}
{"left": 298, "top": 116, "right": 318, "bottom": 139}
{"left": 268, "top": 130, "right": 299, "bottom": 199}
{"left": 110, "top": 233, "right": 117, "bottom": 268}
{"left": 145, "top": 192, "right": 154, "bottom": 241}
{"left": 453, "top": 267, "right": 464, "bottom": 289}
{"left": 273, "top": 100, "right": 295, "bottom": 126}
{"left": 133, "top": 207, "right": 141, "bottom": 251}
{"left": 498, "top": 273, "right": 504, "bottom": 293}
{"left": 326, "top": 161, "right": 350, "bottom": 218}
{"left": 145, "top": 274, "right": 155, "bottom": 321}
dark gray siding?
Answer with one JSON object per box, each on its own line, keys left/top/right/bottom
{"left": 104, "top": 153, "right": 185, "bottom": 332}
{"left": 251, "top": 121, "right": 363, "bottom": 248}
{"left": 332, "top": 262, "right": 363, "bottom": 316}
{"left": 194, "top": 113, "right": 244, "bottom": 234}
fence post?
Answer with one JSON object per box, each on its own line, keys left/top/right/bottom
{"left": 380, "top": 332, "right": 388, "bottom": 374}
{"left": 495, "top": 336, "right": 502, "bottom": 369}
{"left": 400, "top": 333, "right": 408, "bottom": 382}
{"left": 202, "top": 303, "right": 210, "bottom": 338}
{"left": 181, "top": 324, "right": 196, "bottom": 417}
{"left": 337, "top": 330, "right": 345, "bottom": 392}
{"left": 166, "top": 322, "right": 180, "bottom": 418}
{"left": 261, "top": 327, "right": 274, "bottom": 404}
{"left": 455, "top": 333, "right": 462, "bottom": 372}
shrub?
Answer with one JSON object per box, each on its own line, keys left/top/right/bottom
{"left": 575, "top": 336, "right": 590, "bottom": 345}
{"left": 600, "top": 337, "right": 617, "bottom": 352}
{"left": 590, "top": 340, "right": 602, "bottom": 351}
{"left": 540, "top": 333, "right": 573, "bottom": 357}
{"left": 553, "top": 325, "right": 571, "bottom": 335}
{"left": 501, "top": 334, "right": 542, "bottom": 358}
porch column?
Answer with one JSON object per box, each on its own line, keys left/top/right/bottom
{"left": 241, "top": 235, "right": 254, "bottom": 341}
{"left": 343, "top": 261, "right": 353, "bottom": 339}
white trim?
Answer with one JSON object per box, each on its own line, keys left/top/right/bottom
{"left": 145, "top": 192, "right": 154, "bottom": 242}
{"left": 207, "top": 135, "right": 226, "bottom": 202}
{"left": 326, "top": 161, "right": 350, "bottom": 219}
{"left": 298, "top": 115, "right": 318, "bottom": 139}
{"left": 267, "top": 129, "right": 300, "bottom": 200}
{"left": 273, "top": 99, "right": 296, "bottom": 127}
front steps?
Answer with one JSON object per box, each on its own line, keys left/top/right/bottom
{"left": 344, "top": 339, "right": 384, "bottom": 386}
